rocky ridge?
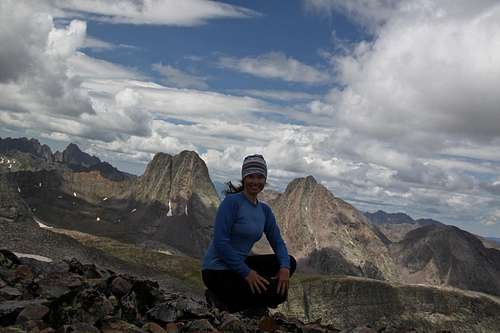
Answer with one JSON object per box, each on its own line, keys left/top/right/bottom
{"left": 390, "top": 224, "right": 500, "bottom": 296}
{"left": 365, "top": 210, "right": 500, "bottom": 251}
{"left": 364, "top": 210, "right": 442, "bottom": 243}
{"left": 1, "top": 137, "right": 220, "bottom": 258}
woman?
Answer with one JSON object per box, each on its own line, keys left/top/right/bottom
{"left": 202, "top": 154, "right": 296, "bottom": 313}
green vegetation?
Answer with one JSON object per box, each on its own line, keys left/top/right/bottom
{"left": 53, "top": 229, "right": 205, "bottom": 292}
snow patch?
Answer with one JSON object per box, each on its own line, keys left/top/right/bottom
{"left": 13, "top": 252, "right": 53, "bottom": 263}
{"left": 156, "top": 249, "right": 173, "bottom": 255}
{"left": 36, "top": 219, "right": 53, "bottom": 229}
{"left": 167, "top": 200, "right": 172, "bottom": 217}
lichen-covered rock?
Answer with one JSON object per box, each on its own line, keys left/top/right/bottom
{"left": 14, "top": 266, "right": 33, "bottom": 282}
{"left": 147, "top": 303, "right": 178, "bottom": 323}
{"left": 142, "top": 322, "right": 166, "bottom": 333}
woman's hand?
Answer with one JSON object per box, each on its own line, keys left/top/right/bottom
{"left": 245, "top": 270, "right": 270, "bottom": 294}
{"left": 272, "top": 267, "right": 290, "bottom": 296}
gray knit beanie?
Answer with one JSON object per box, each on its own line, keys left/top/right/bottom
{"left": 241, "top": 154, "right": 267, "bottom": 179}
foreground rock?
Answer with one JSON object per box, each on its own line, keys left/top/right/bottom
{"left": 0, "top": 250, "right": 346, "bottom": 332}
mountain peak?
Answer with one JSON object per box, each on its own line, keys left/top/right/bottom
{"left": 62, "top": 143, "right": 100, "bottom": 168}
{"left": 365, "top": 210, "right": 415, "bottom": 225}
{"left": 0, "top": 137, "right": 53, "bottom": 162}
{"left": 285, "top": 175, "right": 319, "bottom": 193}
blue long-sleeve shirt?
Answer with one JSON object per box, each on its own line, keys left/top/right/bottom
{"left": 202, "top": 192, "right": 290, "bottom": 278}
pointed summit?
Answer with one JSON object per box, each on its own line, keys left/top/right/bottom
{"left": 258, "top": 175, "right": 398, "bottom": 281}
{"left": 62, "top": 143, "right": 100, "bottom": 168}
{"left": 284, "top": 175, "right": 319, "bottom": 194}
{"left": 133, "top": 150, "right": 220, "bottom": 257}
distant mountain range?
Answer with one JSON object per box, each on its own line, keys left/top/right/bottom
{"left": 364, "top": 209, "right": 500, "bottom": 248}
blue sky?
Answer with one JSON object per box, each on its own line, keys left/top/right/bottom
{"left": 2, "top": 0, "right": 500, "bottom": 238}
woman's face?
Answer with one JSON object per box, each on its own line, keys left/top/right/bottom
{"left": 243, "top": 173, "right": 266, "bottom": 195}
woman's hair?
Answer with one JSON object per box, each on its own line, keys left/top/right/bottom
{"left": 224, "top": 180, "right": 244, "bottom": 195}
{"left": 223, "top": 178, "right": 268, "bottom": 196}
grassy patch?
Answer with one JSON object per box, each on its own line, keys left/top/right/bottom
{"left": 50, "top": 228, "right": 205, "bottom": 292}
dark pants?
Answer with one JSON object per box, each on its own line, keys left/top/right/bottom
{"left": 202, "top": 254, "right": 297, "bottom": 313}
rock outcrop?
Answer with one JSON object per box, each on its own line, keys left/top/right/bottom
{"left": 281, "top": 275, "right": 500, "bottom": 332}
{"left": 256, "top": 176, "right": 398, "bottom": 281}
{"left": 0, "top": 174, "right": 32, "bottom": 222}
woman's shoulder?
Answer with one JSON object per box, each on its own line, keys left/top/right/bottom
{"left": 259, "top": 200, "right": 273, "bottom": 213}
{"left": 220, "top": 192, "right": 243, "bottom": 207}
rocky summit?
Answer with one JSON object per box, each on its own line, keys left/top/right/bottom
{"left": 0, "top": 250, "right": 361, "bottom": 333}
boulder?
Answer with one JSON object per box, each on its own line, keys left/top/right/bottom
{"left": 16, "top": 304, "right": 50, "bottom": 323}
{"left": 0, "top": 299, "right": 48, "bottom": 326}
{"left": 111, "top": 276, "right": 132, "bottom": 298}
{"left": 0, "top": 250, "right": 20, "bottom": 269}
{"left": 147, "top": 303, "right": 178, "bottom": 323}
{"left": 0, "top": 286, "right": 22, "bottom": 300}
{"left": 182, "top": 319, "right": 218, "bottom": 332}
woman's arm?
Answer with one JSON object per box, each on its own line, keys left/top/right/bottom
{"left": 264, "top": 204, "right": 291, "bottom": 295}
{"left": 263, "top": 204, "right": 290, "bottom": 269}
{"left": 213, "top": 198, "right": 251, "bottom": 278}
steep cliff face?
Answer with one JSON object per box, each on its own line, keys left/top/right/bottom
{"left": 61, "top": 170, "right": 133, "bottom": 203}
{"left": 0, "top": 174, "right": 32, "bottom": 221}
{"left": 128, "top": 151, "right": 220, "bottom": 257}
{"left": 256, "top": 176, "right": 398, "bottom": 281}
{"left": 390, "top": 224, "right": 500, "bottom": 296}
{"left": 281, "top": 276, "right": 500, "bottom": 332}
{"left": 134, "top": 151, "right": 219, "bottom": 228}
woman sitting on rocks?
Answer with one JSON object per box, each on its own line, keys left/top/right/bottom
{"left": 202, "top": 154, "right": 296, "bottom": 314}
